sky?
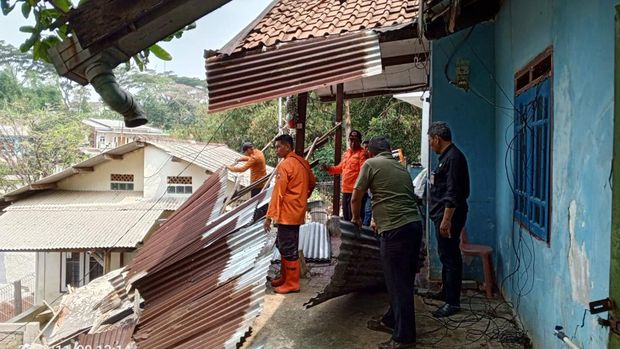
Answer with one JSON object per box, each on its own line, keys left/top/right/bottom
{"left": 0, "top": 0, "right": 272, "bottom": 78}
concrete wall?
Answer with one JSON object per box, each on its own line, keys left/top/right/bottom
{"left": 429, "top": 22, "right": 497, "bottom": 281}
{"left": 492, "top": 1, "right": 618, "bottom": 347}
{"left": 143, "top": 146, "right": 211, "bottom": 199}
{"left": 58, "top": 148, "right": 145, "bottom": 191}
{"left": 429, "top": 0, "right": 619, "bottom": 347}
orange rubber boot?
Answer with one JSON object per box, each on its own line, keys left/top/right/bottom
{"left": 271, "top": 258, "right": 286, "bottom": 287}
{"left": 274, "top": 258, "right": 300, "bottom": 294}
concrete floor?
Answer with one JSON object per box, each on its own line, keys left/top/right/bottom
{"left": 242, "top": 264, "right": 531, "bottom": 349}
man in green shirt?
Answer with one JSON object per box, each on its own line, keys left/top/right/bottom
{"left": 351, "top": 136, "right": 422, "bottom": 349}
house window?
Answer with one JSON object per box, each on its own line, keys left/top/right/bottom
{"left": 111, "top": 173, "right": 134, "bottom": 191}
{"left": 60, "top": 252, "right": 105, "bottom": 292}
{"left": 513, "top": 48, "right": 553, "bottom": 242}
{"left": 167, "top": 176, "right": 193, "bottom": 194}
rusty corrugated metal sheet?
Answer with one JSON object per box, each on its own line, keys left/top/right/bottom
{"left": 206, "top": 31, "right": 382, "bottom": 113}
{"left": 304, "top": 220, "right": 385, "bottom": 308}
{"left": 123, "top": 168, "right": 274, "bottom": 349}
{"left": 76, "top": 321, "right": 137, "bottom": 349}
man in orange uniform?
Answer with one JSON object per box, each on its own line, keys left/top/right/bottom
{"left": 264, "top": 134, "right": 316, "bottom": 294}
{"left": 227, "top": 142, "right": 267, "bottom": 197}
{"left": 322, "top": 130, "right": 367, "bottom": 221}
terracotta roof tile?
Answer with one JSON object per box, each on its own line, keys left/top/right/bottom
{"left": 226, "top": 0, "right": 418, "bottom": 53}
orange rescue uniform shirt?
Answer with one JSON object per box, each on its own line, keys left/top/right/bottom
{"left": 228, "top": 149, "right": 267, "bottom": 184}
{"left": 267, "top": 152, "right": 317, "bottom": 225}
{"left": 326, "top": 148, "right": 366, "bottom": 193}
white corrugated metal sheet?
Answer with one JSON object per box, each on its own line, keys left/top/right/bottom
{"left": 272, "top": 222, "right": 331, "bottom": 262}
{"left": 0, "top": 191, "right": 176, "bottom": 251}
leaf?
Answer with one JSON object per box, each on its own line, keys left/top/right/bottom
{"left": 51, "top": 0, "right": 70, "bottom": 12}
{"left": 19, "top": 25, "right": 36, "bottom": 33}
{"left": 21, "top": 1, "right": 31, "bottom": 18}
{"left": 32, "top": 40, "right": 41, "bottom": 60}
{"left": 149, "top": 44, "right": 172, "bottom": 61}
{"left": 19, "top": 35, "right": 37, "bottom": 53}
{"left": 1, "top": 0, "right": 15, "bottom": 15}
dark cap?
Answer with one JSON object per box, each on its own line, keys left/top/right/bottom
{"left": 348, "top": 130, "right": 362, "bottom": 140}
{"left": 241, "top": 142, "right": 253, "bottom": 152}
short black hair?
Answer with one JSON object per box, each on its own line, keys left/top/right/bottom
{"left": 428, "top": 121, "right": 452, "bottom": 141}
{"left": 274, "top": 134, "right": 294, "bottom": 149}
{"left": 362, "top": 140, "right": 369, "bottom": 145}
{"left": 242, "top": 142, "right": 253, "bottom": 152}
{"left": 368, "top": 136, "right": 391, "bottom": 154}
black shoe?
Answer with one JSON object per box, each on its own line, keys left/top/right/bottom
{"left": 367, "top": 318, "right": 394, "bottom": 334}
{"left": 378, "top": 339, "right": 416, "bottom": 349}
{"left": 432, "top": 303, "right": 460, "bottom": 318}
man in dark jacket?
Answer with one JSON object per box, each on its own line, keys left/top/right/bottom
{"left": 427, "top": 121, "right": 470, "bottom": 318}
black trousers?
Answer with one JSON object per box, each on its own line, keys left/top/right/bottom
{"left": 276, "top": 224, "right": 300, "bottom": 260}
{"left": 433, "top": 212, "right": 467, "bottom": 306}
{"left": 380, "top": 221, "right": 423, "bottom": 344}
{"left": 342, "top": 192, "right": 367, "bottom": 222}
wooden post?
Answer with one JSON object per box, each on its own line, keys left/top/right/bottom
{"left": 333, "top": 84, "right": 344, "bottom": 216}
{"left": 13, "top": 280, "right": 22, "bottom": 316}
{"left": 295, "top": 93, "right": 308, "bottom": 156}
{"left": 104, "top": 252, "right": 112, "bottom": 273}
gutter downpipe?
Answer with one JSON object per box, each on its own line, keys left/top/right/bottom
{"left": 85, "top": 62, "right": 148, "bottom": 128}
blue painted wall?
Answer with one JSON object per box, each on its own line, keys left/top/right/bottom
{"left": 431, "top": 0, "right": 619, "bottom": 347}
{"left": 429, "top": 22, "right": 497, "bottom": 281}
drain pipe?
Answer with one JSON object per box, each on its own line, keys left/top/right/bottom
{"left": 554, "top": 326, "right": 580, "bottom": 349}
{"left": 85, "top": 62, "right": 147, "bottom": 128}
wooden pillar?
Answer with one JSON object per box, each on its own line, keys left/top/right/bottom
{"left": 104, "top": 252, "right": 112, "bottom": 273}
{"left": 295, "top": 93, "right": 308, "bottom": 156}
{"left": 333, "top": 84, "right": 344, "bottom": 216}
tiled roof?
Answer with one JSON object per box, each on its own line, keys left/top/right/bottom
{"left": 227, "top": 0, "right": 419, "bottom": 53}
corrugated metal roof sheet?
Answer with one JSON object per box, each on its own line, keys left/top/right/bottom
{"left": 123, "top": 169, "right": 275, "bottom": 349}
{"left": 0, "top": 209, "right": 163, "bottom": 251}
{"left": 304, "top": 220, "right": 385, "bottom": 308}
{"left": 0, "top": 191, "right": 175, "bottom": 251}
{"left": 272, "top": 222, "right": 331, "bottom": 262}
{"left": 219, "top": 0, "right": 419, "bottom": 54}
{"left": 77, "top": 321, "right": 136, "bottom": 349}
{"left": 206, "top": 31, "right": 382, "bottom": 112}
{"left": 6, "top": 190, "right": 185, "bottom": 211}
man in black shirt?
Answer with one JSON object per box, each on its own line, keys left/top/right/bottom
{"left": 427, "top": 121, "right": 470, "bottom": 318}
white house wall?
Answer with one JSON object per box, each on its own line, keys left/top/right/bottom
{"left": 57, "top": 148, "right": 145, "bottom": 191}
{"left": 143, "top": 146, "right": 211, "bottom": 199}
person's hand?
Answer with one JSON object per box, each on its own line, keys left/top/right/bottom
{"left": 264, "top": 218, "right": 272, "bottom": 233}
{"left": 351, "top": 216, "right": 362, "bottom": 229}
{"left": 370, "top": 220, "right": 377, "bottom": 233}
{"left": 226, "top": 165, "right": 233, "bottom": 170}
{"left": 440, "top": 218, "right": 452, "bottom": 238}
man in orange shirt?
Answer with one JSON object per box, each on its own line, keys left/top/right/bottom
{"left": 264, "top": 134, "right": 316, "bottom": 294}
{"left": 322, "top": 130, "right": 367, "bottom": 222}
{"left": 227, "top": 142, "right": 267, "bottom": 197}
